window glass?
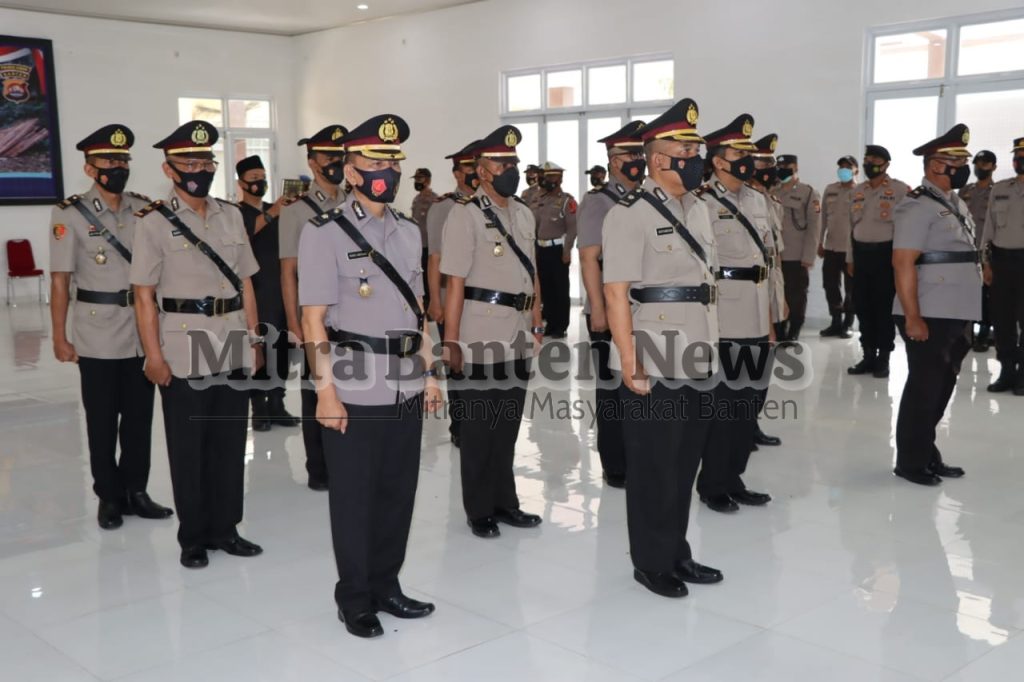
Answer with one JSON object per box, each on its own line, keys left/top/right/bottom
{"left": 958, "top": 19, "right": 1024, "bottom": 76}
{"left": 228, "top": 99, "right": 271, "bottom": 128}
{"left": 873, "top": 30, "right": 947, "bottom": 83}
{"left": 871, "top": 95, "right": 940, "bottom": 183}
{"left": 508, "top": 74, "right": 542, "bottom": 112}
{"left": 633, "top": 60, "right": 674, "bottom": 101}
{"left": 178, "top": 97, "right": 223, "bottom": 127}
{"left": 956, "top": 89, "right": 1024, "bottom": 182}
{"left": 588, "top": 65, "right": 627, "bottom": 105}
{"left": 547, "top": 69, "right": 583, "bottom": 108}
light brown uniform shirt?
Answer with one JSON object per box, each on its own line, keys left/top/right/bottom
{"left": 440, "top": 189, "right": 537, "bottom": 365}
{"left": 532, "top": 189, "right": 578, "bottom": 252}
{"left": 602, "top": 178, "right": 719, "bottom": 379}
{"left": 981, "top": 176, "right": 1024, "bottom": 256}
{"left": 278, "top": 180, "right": 346, "bottom": 260}
{"left": 821, "top": 181, "right": 855, "bottom": 254}
{"left": 522, "top": 184, "right": 542, "bottom": 211}
{"left": 411, "top": 189, "right": 439, "bottom": 244}
{"left": 426, "top": 191, "right": 469, "bottom": 304}
{"left": 959, "top": 181, "right": 993, "bottom": 247}
{"left": 49, "top": 187, "right": 150, "bottom": 359}
{"left": 848, "top": 176, "right": 910, "bottom": 255}
{"left": 576, "top": 182, "right": 630, "bottom": 314}
{"left": 130, "top": 190, "right": 259, "bottom": 378}
{"left": 763, "top": 191, "right": 787, "bottom": 322}
{"left": 774, "top": 180, "right": 821, "bottom": 264}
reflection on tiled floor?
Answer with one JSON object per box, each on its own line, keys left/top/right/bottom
{"left": 1, "top": 303, "right": 1023, "bottom": 681}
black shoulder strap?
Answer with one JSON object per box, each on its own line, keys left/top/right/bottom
{"left": 704, "top": 186, "right": 770, "bottom": 264}
{"left": 68, "top": 200, "right": 133, "bottom": 264}
{"left": 917, "top": 186, "right": 976, "bottom": 245}
{"left": 299, "top": 195, "right": 323, "bottom": 215}
{"left": 471, "top": 197, "right": 536, "bottom": 281}
{"left": 598, "top": 186, "right": 620, "bottom": 203}
{"left": 154, "top": 204, "right": 243, "bottom": 294}
{"left": 638, "top": 190, "right": 711, "bottom": 271}
{"left": 330, "top": 212, "right": 425, "bottom": 330}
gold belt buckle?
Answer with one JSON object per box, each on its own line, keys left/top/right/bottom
{"left": 213, "top": 297, "right": 226, "bottom": 316}
{"left": 400, "top": 333, "right": 416, "bottom": 357}
{"left": 708, "top": 284, "right": 718, "bottom": 305}
{"left": 758, "top": 265, "right": 768, "bottom": 282}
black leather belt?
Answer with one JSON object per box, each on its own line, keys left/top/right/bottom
{"left": 161, "top": 295, "right": 243, "bottom": 316}
{"left": 916, "top": 251, "right": 979, "bottom": 265}
{"left": 77, "top": 288, "right": 134, "bottom": 307}
{"left": 464, "top": 286, "right": 536, "bottom": 311}
{"left": 326, "top": 328, "right": 422, "bottom": 358}
{"left": 630, "top": 283, "right": 717, "bottom": 305}
{"left": 990, "top": 245, "right": 1024, "bottom": 257}
{"left": 716, "top": 266, "right": 769, "bottom": 283}
{"left": 852, "top": 239, "right": 893, "bottom": 251}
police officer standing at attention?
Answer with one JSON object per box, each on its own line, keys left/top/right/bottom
{"left": 441, "top": 125, "right": 545, "bottom": 539}
{"left": 279, "top": 124, "right": 348, "bottom": 491}
{"left": 299, "top": 114, "right": 441, "bottom": 639}
{"left": 532, "top": 162, "right": 577, "bottom": 339}
{"left": 962, "top": 150, "right": 997, "bottom": 353}
{"left": 586, "top": 164, "right": 608, "bottom": 190}
{"left": 577, "top": 120, "right": 647, "bottom": 488}
{"left": 847, "top": 145, "right": 910, "bottom": 379}
{"left": 603, "top": 98, "right": 724, "bottom": 598}
{"left": 50, "top": 124, "right": 173, "bottom": 530}
{"left": 981, "top": 138, "right": 1024, "bottom": 394}
{"left": 131, "top": 120, "right": 263, "bottom": 568}
{"left": 695, "top": 114, "right": 774, "bottom": 513}
{"left": 411, "top": 168, "right": 439, "bottom": 307}
{"left": 522, "top": 164, "right": 542, "bottom": 207}
{"left": 818, "top": 155, "right": 858, "bottom": 339}
{"left": 892, "top": 124, "right": 979, "bottom": 486}
{"left": 235, "top": 155, "right": 299, "bottom": 431}
{"left": 750, "top": 134, "right": 788, "bottom": 344}
{"left": 774, "top": 154, "right": 820, "bottom": 340}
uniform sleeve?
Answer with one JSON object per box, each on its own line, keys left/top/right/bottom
{"left": 425, "top": 200, "right": 447, "bottom": 256}
{"left": 981, "top": 191, "right": 996, "bottom": 255}
{"left": 230, "top": 208, "right": 259, "bottom": 279}
{"left": 602, "top": 205, "right": 644, "bottom": 284}
{"left": 49, "top": 205, "right": 75, "bottom": 273}
{"left": 563, "top": 194, "right": 578, "bottom": 251}
{"left": 439, "top": 204, "right": 477, "bottom": 278}
{"left": 803, "top": 186, "right": 822, "bottom": 264}
{"left": 278, "top": 202, "right": 302, "bottom": 259}
{"left": 576, "top": 194, "right": 604, "bottom": 249}
{"left": 407, "top": 224, "right": 425, "bottom": 298}
{"left": 893, "top": 199, "right": 929, "bottom": 251}
{"left": 129, "top": 214, "right": 163, "bottom": 286}
{"left": 297, "top": 222, "right": 339, "bottom": 306}
{"left": 819, "top": 185, "right": 832, "bottom": 247}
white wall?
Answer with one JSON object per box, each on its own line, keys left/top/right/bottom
{"left": 0, "top": 7, "right": 300, "bottom": 283}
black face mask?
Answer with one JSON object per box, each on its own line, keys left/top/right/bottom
{"left": 356, "top": 167, "right": 401, "bottom": 204}
{"left": 666, "top": 155, "right": 705, "bottom": 191}
{"left": 754, "top": 166, "right": 778, "bottom": 188}
{"left": 244, "top": 179, "right": 268, "bottom": 197}
{"left": 462, "top": 172, "right": 479, "bottom": 191}
{"left": 974, "top": 168, "right": 992, "bottom": 181}
{"left": 777, "top": 168, "right": 795, "bottom": 184}
{"left": 620, "top": 159, "right": 646, "bottom": 182}
{"left": 491, "top": 167, "right": 520, "bottom": 198}
{"left": 541, "top": 179, "right": 559, "bottom": 192}
{"left": 864, "top": 163, "right": 886, "bottom": 180}
{"left": 1014, "top": 157, "right": 1024, "bottom": 175}
{"left": 722, "top": 155, "right": 755, "bottom": 182}
{"left": 590, "top": 176, "right": 605, "bottom": 188}
{"left": 320, "top": 160, "right": 345, "bottom": 185}
{"left": 93, "top": 165, "right": 129, "bottom": 194}
{"left": 943, "top": 163, "right": 971, "bottom": 190}
{"left": 414, "top": 181, "right": 426, "bottom": 192}
{"left": 526, "top": 175, "right": 538, "bottom": 187}
{"left": 175, "top": 169, "right": 216, "bottom": 198}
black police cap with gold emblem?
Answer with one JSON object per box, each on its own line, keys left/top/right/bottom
{"left": 476, "top": 125, "right": 522, "bottom": 161}
{"left": 298, "top": 124, "right": 348, "bottom": 154}
{"left": 777, "top": 154, "right": 798, "bottom": 165}
{"left": 446, "top": 139, "right": 481, "bottom": 165}
{"left": 76, "top": 124, "right": 134, "bottom": 157}
{"left": 153, "top": 120, "right": 218, "bottom": 156}
{"left": 641, "top": 98, "right": 703, "bottom": 144}
{"left": 751, "top": 134, "right": 778, "bottom": 158}
{"left": 598, "top": 120, "right": 646, "bottom": 151}
{"left": 865, "top": 145, "right": 891, "bottom": 162}
{"left": 341, "top": 114, "right": 409, "bottom": 160}
{"left": 704, "top": 114, "right": 757, "bottom": 151}
{"left": 913, "top": 123, "right": 970, "bottom": 157}
{"left": 1012, "top": 138, "right": 1024, "bottom": 153}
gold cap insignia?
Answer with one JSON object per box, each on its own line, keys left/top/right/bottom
{"left": 331, "top": 127, "right": 344, "bottom": 141}
{"left": 961, "top": 129, "right": 970, "bottom": 144}
{"left": 110, "top": 128, "right": 128, "bottom": 147}
{"left": 686, "top": 103, "right": 699, "bottom": 126}
{"left": 504, "top": 129, "right": 519, "bottom": 147}
{"left": 769, "top": 138, "right": 777, "bottom": 152}
{"left": 378, "top": 118, "right": 399, "bottom": 143}
{"left": 191, "top": 125, "right": 210, "bottom": 145}
{"left": 742, "top": 119, "right": 753, "bottom": 137}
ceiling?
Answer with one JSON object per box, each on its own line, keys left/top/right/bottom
{"left": 0, "top": 0, "right": 483, "bottom": 36}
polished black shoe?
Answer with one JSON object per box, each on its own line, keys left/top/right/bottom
{"left": 267, "top": 396, "right": 300, "bottom": 427}
{"left": 847, "top": 355, "right": 876, "bottom": 375}
{"left": 731, "top": 489, "right": 772, "bottom": 506}
{"left": 180, "top": 546, "right": 209, "bottom": 569}
{"left": 603, "top": 471, "right": 626, "bottom": 488}
{"left": 872, "top": 354, "right": 890, "bottom": 379}
{"left": 494, "top": 507, "right": 542, "bottom": 528}
{"left": 1014, "top": 379, "right": 1024, "bottom": 397}
{"left": 125, "top": 491, "right": 174, "bottom": 519}
{"left": 674, "top": 559, "right": 724, "bottom": 584}
{"left": 819, "top": 314, "right": 843, "bottom": 338}
{"left": 753, "top": 427, "right": 781, "bottom": 447}
{"left": 97, "top": 500, "right": 123, "bottom": 530}
{"left": 634, "top": 569, "right": 688, "bottom": 598}
{"left": 450, "top": 433, "right": 461, "bottom": 449}
{"left": 929, "top": 463, "right": 965, "bottom": 478}
{"left": 205, "top": 536, "right": 263, "bottom": 557}
{"left": 468, "top": 517, "right": 500, "bottom": 538}
{"left": 700, "top": 494, "right": 739, "bottom": 513}
{"left": 987, "top": 370, "right": 1017, "bottom": 393}
{"left": 308, "top": 476, "right": 329, "bottom": 492}
{"left": 252, "top": 416, "right": 271, "bottom": 432}
{"left": 894, "top": 467, "right": 942, "bottom": 486}
{"left": 371, "top": 593, "right": 436, "bottom": 619}
{"left": 338, "top": 609, "right": 384, "bottom": 638}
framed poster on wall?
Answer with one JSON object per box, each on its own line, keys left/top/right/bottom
{"left": 0, "top": 35, "right": 63, "bottom": 205}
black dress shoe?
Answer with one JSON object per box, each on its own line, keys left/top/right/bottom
{"left": 602, "top": 471, "right": 626, "bottom": 488}
{"left": 848, "top": 356, "right": 876, "bottom": 375}
{"left": 450, "top": 432, "right": 461, "bottom": 449}
{"left": 308, "top": 477, "right": 329, "bottom": 492}
{"left": 371, "top": 593, "right": 436, "bottom": 619}
{"left": 338, "top": 609, "right": 384, "bottom": 638}
{"left": 252, "top": 417, "right": 271, "bottom": 432}
{"left": 872, "top": 362, "right": 890, "bottom": 379}
{"left": 205, "top": 536, "right": 263, "bottom": 557}
{"left": 893, "top": 467, "right": 942, "bottom": 486}
{"left": 700, "top": 494, "right": 739, "bottom": 513}
{"left": 674, "top": 559, "right": 724, "bottom": 584}
{"left": 494, "top": 508, "right": 542, "bottom": 528}
{"left": 929, "top": 463, "right": 965, "bottom": 478}
{"left": 633, "top": 569, "right": 688, "bottom": 598}
{"left": 731, "top": 489, "right": 772, "bottom": 506}
{"left": 180, "top": 546, "right": 209, "bottom": 569}
{"left": 987, "top": 367, "right": 1018, "bottom": 393}
{"left": 125, "top": 491, "right": 174, "bottom": 519}
{"left": 97, "top": 500, "right": 123, "bottom": 530}
{"left": 468, "top": 517, "right": 500, "bottom": 538}
{"left": 267, "top": 395, "right": 301, "bottom": 426}
{"left": 754, "top": 427, "right": 781, "bottom": 446}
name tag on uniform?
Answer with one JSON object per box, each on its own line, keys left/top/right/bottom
{"left": 939, "top": 210, "right": 952, "bottom": 217}
{"left": 171, "top": 229, "right": 182, "bottom": 236}
{"left": 347, "top": 250, "right": 370, "bottom": 260}
{"left": 87, "top": 226, "right": 101, "bottom": 237}
{"left": 717, "top": 210, "right": 735, "bottom": 220}
{"left": 994, "top": 196, "right": 1009, "bottom": 202}
{"left": 485, "top": 222, "right": 497, "bottom": 229}
{"left": 656, "top": 227, "right": 674, "bottom": 236}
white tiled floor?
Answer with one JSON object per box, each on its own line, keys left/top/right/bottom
{"left": 2, "top": 302, "right": 1023, "bottom": 681}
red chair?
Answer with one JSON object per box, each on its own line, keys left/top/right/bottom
{"left": 6, "top": 239, "right": 47, "bottom": 305}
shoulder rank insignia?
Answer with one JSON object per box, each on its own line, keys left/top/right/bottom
{"left": 390, "top": 207, "right": 412, "bottom": 223}
{"left": 133, "top": 200, "right": 164, "bottom": 218}
{"left": 587, "top": 188, "right": 601, "bottom": 195}
{"left": 692, "top": 186, "right": 710, "bottom": 199}
{"left": 127, "top": 191, "right": 151, "bottom": 203}
{"left": 214, "top": 197, "right": 235, "bottom": 207}
{"left": 310, "top": 206, "right": 345, "bottom": 227}
{"left": 617, "top": 190, "right": 642, "bottom": 207}
{"left": 511, "top": 196, "right": 528, "bottom": 206}
{"left": 908, "top": 187, "right": 924, "bottom": 199}
{"left": 455, "top": 195, "right": 474, "bottom": 205}
{"left": 56, "top": 194, "right": 82, "bottom": 210}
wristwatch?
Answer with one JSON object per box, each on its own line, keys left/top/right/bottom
{"left": 248, "top": 334, "right": 266, "bottom": 347}
{"left": 422, "top": 368, "right": 439, "bottom": 379}
{"left": 531, "top": 325, "right": 546, "bottom": 335}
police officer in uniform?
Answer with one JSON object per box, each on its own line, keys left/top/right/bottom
{"left": 981, "top": 139, "right": 1024, "bottom": 393}
{"left": 818, "top": 155, "right": 858, "bottom": 338}
{"left": 961, "top": 150, "right": 997, "bottom": 352}
{"left": 411, "top": 167, "right": 439, "bottom": 308}
{"left": 892, "top": 124, "right": 979, "bottom": 486}
{"left": 279, "top": 124, "right": 348, "bottom": 491}
{"left": 694, "top": 114, "right": 774, "bottom": 513}
{"left": 847, "top": 145, "right": 910, "bottom": 379}
{"left": 235, "top": 155, "right": 299, "bottom": 431}
{"left": 50, "top": 124, "right": 173, "bottom": 530}
{"left": 577, "top": 120, "right": 647, "bottom": 488}
{"left": 299, "top": 114, "right": 441, "bottom": 639}
{"left": 586, "top": 164, "right": 608, "bottom": 189}
{"left": 603, "top": 98, "right": 724, "bottom": 598}
{"left": 441, "top": 125, "right": 545, "bottom": 539}
{"left": 131, "top": 120, "right": 263, "bottom": 567}
{"left": 774, "top": 154, "right": 820, "bottom": 340}
{"left": 522, "top": 164, "right": 542, "bottom": 207}
{"left": 531, "top": 162, "right": 577, "bottom": 339}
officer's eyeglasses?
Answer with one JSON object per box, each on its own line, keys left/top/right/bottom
{"left": 169, "top": 158, "right": 219, "bottom": 173}
{"left": 89, "top": 159, "right": 129, "bottom": 169}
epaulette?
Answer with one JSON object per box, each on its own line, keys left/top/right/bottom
{"left": 214, "top": 197, "right": 236, "bottom": 207}
{"left": 769, "top": 194, "right": 782, "bottom": 204}
{"left": 692, "top": 185, "right": 710, "bottom": 199}
{"left": 617, "top": 189, "right": 642, "bottom": 207}
{"left": 587, "top": 187, "right": 601, "bottom": 195}
{"left": 455, "top": 195, "right": 474, "bottom": 205}
{"left": 133, "top": 200, "right": 164, "bottom": 218}
{"left": 282, "top": 193, "right": 305, "bottom": 207}
{"left": 55, "top": 194, "right": 82, "bottom": 210}
{"left": 310, "top": 206, "right": 344, "bottom": 227}
{"left": 908, "top": 187, "right": 924, "bottom": 198}
{"left": 512, "top": 196, "right": 528, "bottom": 206}
{"left": 389, "top": 206, "right": 416, "bottom": 225}
{"left": 441, "top": 192, "right": 457, "bottom": 201}
{"left": 127, "top": 191, "right": 150, "bottom": 202}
